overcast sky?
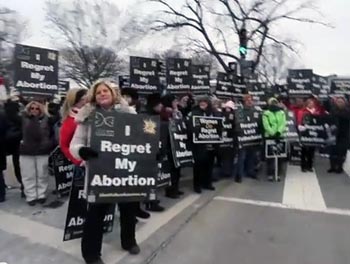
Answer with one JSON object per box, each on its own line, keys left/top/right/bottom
{"left": 3, "top": 0, "right": 350, "bottom": 76}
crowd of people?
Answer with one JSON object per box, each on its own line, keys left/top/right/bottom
{"left": 1, "top": 80, "right": 350, "bottom": 264}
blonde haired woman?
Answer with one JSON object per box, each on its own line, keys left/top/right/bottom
{"left": 70, "top": 80, "right": 139, "bottom": 264}
{"left": 20, "top": 101, "right": 55, "bottom": 206}
{"left": 59, "top": 88, "right": 88, "bottom": 165}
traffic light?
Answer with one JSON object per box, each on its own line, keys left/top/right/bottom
{"left": 239, "top": 28, "right": 248, "bottom": 59}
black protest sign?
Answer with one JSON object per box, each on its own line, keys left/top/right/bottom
{"left": 286, "top": 111, "right": 299, "bottom": 142}
{"left": 330, "top": 77, "right": 350, "bottom": 97}
{"left": 87, "top": 110, "right": 160, "bottom": 203}
{"left": 232, "top": 82, "right": 246, "bottom": 100}
{"left": 272, "top": 84, "right": 288, "bottom": 97}
{"left": 192, "top": 116, "right": 224, "bottom": 144}
{"left": 14, "top": 44, "right": 58, "bottom": 97}
{"left": 215, "top": 72, "right": 234, "bottom": 99}
{"left": 169, "top": 119, "right": 193, "bottom": 168}
{"left": 58, "top": 81, "right": 70, "bottom": 97}
{"left": 299, "top": 114, "right": 327, "bottom": 146}
{"left": 265, "top": 139, "right": 288, "bottom": 158}
{"left": 191, "top": 65, "right": 210, "bottom": 94}
{"left": 221, "top": 112, "right": 235, "bottom": 148}
{"left": 50, "top": 147, "right": 74, "bottom": 196}
{"left": 247, "top": 82, "right": 267, "bottom": 107}
{"left": 166, "top": 58, "right": 192, "bottom": 94}
{"left": 130, "top": 56, "right": 160, "bottom": 94}
{"left": 312, "top": 74, "right": 330, "bottom": 101}
{"left": 157, "top": 157, "right": 171, "bottom": 188}
{"left": 289, "top": 143, "right": 302, "bottom": 165}
{"left": 287, "top": 69, "right": 313, "bottom": 98}
{"left": 63, "top": 171, "right": 115, "bottom": 241}
{"left": 235, "top": 109, "right": 263, "bottom": 148}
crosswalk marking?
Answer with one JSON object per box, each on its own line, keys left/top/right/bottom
{"left": 214, "top": 196, "right": 350, "bottom": 217}
{"left": 282, "top": 165, "right": 326, "bottom": 210}
{"left": 0, "top": 194, "right": 200, "bottom": 264}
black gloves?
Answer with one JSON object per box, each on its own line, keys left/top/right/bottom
{"left": 79, "top": 147, "right": 98, "bottom": 161}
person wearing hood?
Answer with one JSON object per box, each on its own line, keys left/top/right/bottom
{"left": 262, "top": 97, "right": 286, "bottom": 181}
{"left": 20, "top": 101, "right": 55, "bottom": 206}
{"left": 69, "top": 80, "right": 140, "bottom": 263}
{"left": 328, "top": 97, "right": 350, "bottom": 173}
{"left": 160, "top": 94, "right": 184, "bottom": 199}
{"left": 178, "top": 93, "right": 194, "bottom": 117}
{"left": 4, "top": 99, "right": 24, "bottom": 197}
{"left": 188, "top": 95, "right": 216, "bottom": 193}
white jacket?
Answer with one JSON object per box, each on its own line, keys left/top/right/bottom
{"left": 69, "top": 103, "right": 136, "bottom": 161}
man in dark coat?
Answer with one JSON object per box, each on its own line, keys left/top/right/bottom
{"left": 0, "top": 107, "right": 8, "bottom": 202}
{"left": 328, "top": 97, "right": 350, "bottom": 173}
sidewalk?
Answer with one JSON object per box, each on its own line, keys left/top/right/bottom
{"left": 0, "top": 167, "right": 230, "bottom": 264}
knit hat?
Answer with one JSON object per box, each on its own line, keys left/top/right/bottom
{"left": 268, "top": 97, "right": 279, "bottom": 105}
{"left": 223, "top": 100, "right": 235, "bottom": 110}
{"left": 161, "top": 94, "right": 176, "bottom": 108}
{"left": 195, "top": 94, "right": 210, "bottom": 104}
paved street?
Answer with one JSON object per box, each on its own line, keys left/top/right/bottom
{"left": 2, "top": 157, "right": 350, "bottom": 264}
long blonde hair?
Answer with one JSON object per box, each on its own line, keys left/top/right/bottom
{"left": 89, "top": 80, "right": 122, "bottom": 106}
{"left": 25, "top": 101, "right": 47, "bottom": 117}
{"left": 61, "top": 88, "right": 87, "bottom": 119}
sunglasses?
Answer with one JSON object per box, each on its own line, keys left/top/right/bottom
{"left": 30, "top": 107, "right": 40, "bottom": 111}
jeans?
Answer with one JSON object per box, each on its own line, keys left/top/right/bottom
{"left": 236, "top": 147, "right": 257, "bottom": 179}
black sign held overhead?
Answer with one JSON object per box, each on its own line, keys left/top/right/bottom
{"left": 130, "top": 56, "right": 160, "bottom": 94}
{"left": 166, "top": 58, "right": 192, "bottom": 94}
{"left": 312, "top": 74, "right": 330, "bottom": 101}
{"left": 235, "top": 109, "right": 263, "bottom": 148}
{"left": 58, "top": 81, "right": 70, "bottom": 97}
{"left": 87, "top": 110, "right": 160, "bottom": 203}
{"left": 247, "top": 82, "right": 267, "bottom": 107}
{"left": 50, "top": 147, "right": 74, "bottom": 196}
{"left": 287, "top": 69, "right": 313, "bottom": 98}
{"left": 169, "top": 119, "right": 193, "bottom": 168}
{"left": 216, "top": 72, "right": 234, "bottom": 99}
{"left": 232, "top": 82, "right": 246, "bottom": 100}
{"left": 63, "top": 172, "right": 115, "bottom": 241}
{"left": 14, "top": 44, "right": 59, "bottom": 97}
{"left": 192, "top": 116, "right": 224, "bottom": 144}
{"left": 191, "top": 65, "right": 210, "bottom": 95}
{"left": 330, "top": 77, "right": 350, "bottom": 97}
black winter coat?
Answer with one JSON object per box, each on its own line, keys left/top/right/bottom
{"left": 331, "top": 105, "right": 350, "bottom": 146}
{"left": 0, "top": 111, "right": 8, "bottom": 171}
{"left": 20, "top": 113, "right": 55, "bottom": 156}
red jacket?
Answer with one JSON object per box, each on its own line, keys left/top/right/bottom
{"left": 59, "top": 115, "right": 82, "bottom": 165}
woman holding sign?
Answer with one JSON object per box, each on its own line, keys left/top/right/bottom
{"left": 70, "top": 81, "right": 140, "bottom": 264}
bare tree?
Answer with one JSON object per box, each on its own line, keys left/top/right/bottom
{"left": 45, "top": 0, "right": 142, "bottom": 88}
{"left": 149, "top": 0, "right": 330, "bottom": 73}
{"left": 257, "top": 44, "right": 299, "bottom": 85}
{"left": 0, "top": 6, "right": 27, "bottom": 88}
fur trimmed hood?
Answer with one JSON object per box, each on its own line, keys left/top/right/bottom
{"left": 74, "top": 103, "right": 137, "bottom": 123}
